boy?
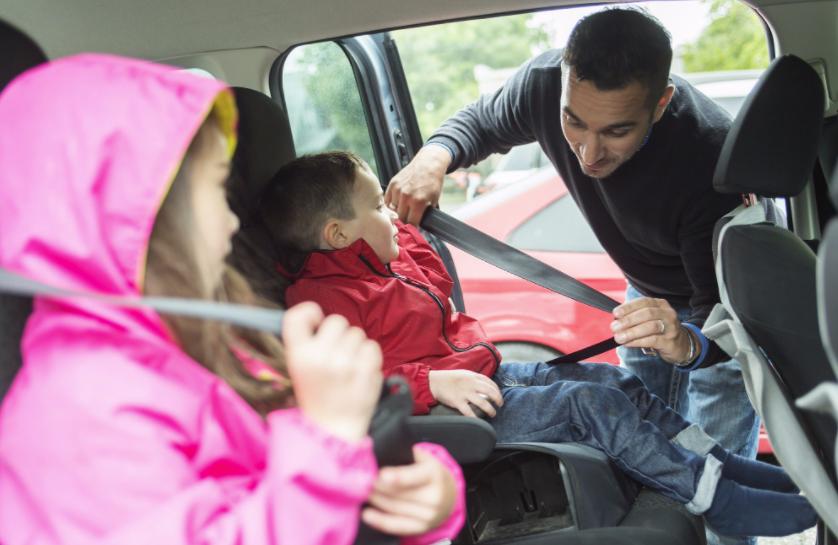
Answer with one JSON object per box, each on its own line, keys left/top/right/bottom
{"left": 252, "top": 151, "right": 815, "bottom": 539}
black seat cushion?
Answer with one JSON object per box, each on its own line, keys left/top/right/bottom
{"left": 722, "top": 223, "right": 837, "bottom": 476}
{"left": 713, "top": 55, "right": 824, "bottom": 197}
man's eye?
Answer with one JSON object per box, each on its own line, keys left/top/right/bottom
{"left": 607, "top": 130, "right": 630, "bottom": 138}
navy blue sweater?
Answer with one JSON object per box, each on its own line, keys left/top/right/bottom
{"left": 428, "top": 49, "right": 740, "bottom": 366}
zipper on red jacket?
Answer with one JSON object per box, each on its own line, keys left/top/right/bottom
{"left": 358, "top": 255, "right": 500, "bottom": 365}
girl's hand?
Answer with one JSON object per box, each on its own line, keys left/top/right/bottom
{"left": 361, "top": 446, "right": 458, "bottom": 535}
{"left": 429, "top": 369, "right": 503, "bottom": 417}
{"left": 282, "top": 302, "right": 383, "bottom": 442}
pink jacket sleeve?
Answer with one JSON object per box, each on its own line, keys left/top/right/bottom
{"left": 97, "top": 409, "right": 466, "bottom": 545}
{"left": 97, "top": 408, "right": 379, "bottom": 545}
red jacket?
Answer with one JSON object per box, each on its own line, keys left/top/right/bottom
{"left": 285, "top": 223, "right": 501, "bottom": 414}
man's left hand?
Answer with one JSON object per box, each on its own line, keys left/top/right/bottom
{"left": 611, "top": 297, "right": 693, "bottom": 364}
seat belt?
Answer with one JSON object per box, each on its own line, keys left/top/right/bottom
{"left": 0, "top": 267, "right": 285, "bottom": 333}
{"left": 420, "top": 208, "right": 619, "bottom": 363}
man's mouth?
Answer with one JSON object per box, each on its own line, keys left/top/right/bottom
{"left": 581, "top": 158, "right": 609, "bottom": 175}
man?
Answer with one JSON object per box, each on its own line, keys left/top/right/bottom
{"left": 386, "top": 8, "right": 760, "bottom": 545}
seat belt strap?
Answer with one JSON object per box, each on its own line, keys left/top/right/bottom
{"left": 421, "top": 207, "right": 619, "bottom": 362}
{"left": 0, "top": 267, "right": 284, "bottom": 334}
{"left": 547, "top": 337, "right": 619, "bottom": 364}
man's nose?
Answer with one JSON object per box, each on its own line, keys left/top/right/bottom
{"left": 228, "top": 209, "right": 241, "bottom": 235}
{"left": 580, "top": 135, "right": 603, "bottom": 164}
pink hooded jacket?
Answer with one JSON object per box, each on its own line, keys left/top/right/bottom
{"left": 0, "top": 54, "right": 464, "bottom": 545}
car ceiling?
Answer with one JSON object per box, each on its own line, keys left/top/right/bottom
{"left": 1, "top": 0, "right": 836, "bottom": 113}
{"left": 0, "top": 0, "right": 826, "bottom": 60}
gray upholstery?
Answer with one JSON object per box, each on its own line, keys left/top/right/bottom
{"left": 819, "top": 219, "right": 838, "bottom": 375}
{"left": 0, "top": 20, "right": 47, "bottom": 404}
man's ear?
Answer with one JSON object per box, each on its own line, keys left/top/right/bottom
{"left": 321, "top": 219, "right": 349, "bottom": 250}
{"left": 652, "top": 84, "right": 675, "bottom": 123}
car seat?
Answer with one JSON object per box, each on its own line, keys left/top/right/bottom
{"left": 227, "top": 86, "right": 706, "bottom": 545}
{"left": 701, "top": 54, "right": 838, "bottom": 534}
{"left": 0, "top": 19, "right": 47, "bottom": 402}
{"left": 796, "top": 171, "right": 838, "bottom": 500}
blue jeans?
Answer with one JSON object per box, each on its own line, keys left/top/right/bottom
{"left": 489, "top": 361, "right": 721, "bottom": 510}
{"left": 618, "top": 284, "right": 760, "bottom": 544}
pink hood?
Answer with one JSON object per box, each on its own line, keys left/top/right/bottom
{"left": 0, "top": 54, "right": 465, "bottom": 545}
{"left": 0, "top": 53, "right": 236, "bottom": 339}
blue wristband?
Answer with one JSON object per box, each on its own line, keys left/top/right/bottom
{"left": 424, "top": 141, "right": 455, "bottom": 160}
{"left": 676, "top": 322, "right": 709, "bottom": 372}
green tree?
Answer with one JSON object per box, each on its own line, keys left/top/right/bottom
{"left": 286, "top": 15, "right": 547, "bottom": 172}
{"left": 393, "top": 16, "right": 548, "bottom": 139}
{"left": 681, "top": 0, "right": 770, "bottom": 72}
{"left": 288, "top": 42, "right": 378, "bottom": 169}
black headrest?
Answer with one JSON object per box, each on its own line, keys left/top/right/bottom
{"left": 228, "top": 87, "right": 296, "bottom": 304}
{"left": 713, "top": 55, "right": 824, "bottom": 197}
{"left": 230, "top": 87, "right": 296, "bottom": 219}
{"left": 1, "top": 19, "right": 44, "bottom": 401}
{"left": 0, "top": 20, "right": 47, "bottom": 93}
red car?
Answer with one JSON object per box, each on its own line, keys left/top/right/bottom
{"left": 447, "top": 166, "right": 774, "bottom": 454}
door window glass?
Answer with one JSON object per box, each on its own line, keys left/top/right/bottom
{"left": 280, "top": 42, "right": 377, "bottom": 172}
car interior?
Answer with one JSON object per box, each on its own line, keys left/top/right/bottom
{"left": 1, "top": 0, "right": 837, "bottom": 543}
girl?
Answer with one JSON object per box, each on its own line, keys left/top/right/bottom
{"left": 0, "top": 54, "right": 463, "bottom": 544}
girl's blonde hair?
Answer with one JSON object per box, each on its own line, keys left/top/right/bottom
{"left": 144, "top": 114, "right": 292, "bottom": 415}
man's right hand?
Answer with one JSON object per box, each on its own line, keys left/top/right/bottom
{"left": 428, "top": 369, "right": 503, "bottom": 418}
{"left": 385, "top": 145, "right": 452, "bottom": 226}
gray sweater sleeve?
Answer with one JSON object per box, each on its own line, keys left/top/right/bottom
{"left": 427, "top": 56, "right": 548, "bottom": 172}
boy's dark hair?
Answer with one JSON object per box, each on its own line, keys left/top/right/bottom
{"left": 257, "top": 150, "right": 364, "bottom": 255}
{"left": 563, "top": 8, "right": 672, "bottom": 107}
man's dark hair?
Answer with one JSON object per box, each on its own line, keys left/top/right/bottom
{"left": 257, "top": 151, "right": 363, "bottom": 255}
{"left": 563, "top": 8, "right": 672, "bottom": 106}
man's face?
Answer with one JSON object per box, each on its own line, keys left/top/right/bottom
{"left": 560, "top": 66, "right": 672, "bottom": 179}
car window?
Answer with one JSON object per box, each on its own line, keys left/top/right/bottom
{"left": 280, "top": 42, "right": 378, "bottom": 173}
{"left": 507, "top": 195, "right": 605, "bottom": 253}
{"left": 391, "top": 0, "right": 769, "bottom": 212}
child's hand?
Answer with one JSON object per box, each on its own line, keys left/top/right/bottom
{"left": 283, "top": 302, "right": 383, "bottom": 442}
{"left": 361, "top": 446, "right": 457, "bottom": 535}
{"left": 428, "top": 369, "right": 503, "bottom": 418}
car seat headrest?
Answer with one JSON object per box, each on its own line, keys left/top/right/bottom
{"left": 228, "top": 87, "right": 296, "bottom": 304}
{"left": 0, "top": 19, "right": 47, "bottom": 92}
{"left": 713, "top": 55, "right": 824, "bottom": 198}
{"left": 229, "top": 86, "right": 296, "bottom": 219}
